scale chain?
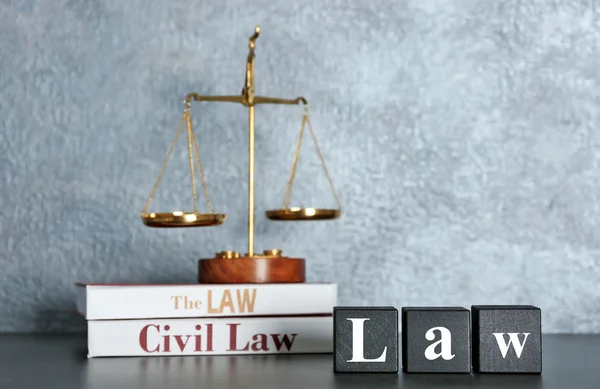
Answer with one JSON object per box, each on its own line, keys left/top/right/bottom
{"left": 306, "top": 113, "right": 342, "bottom": 209}
{"left": 283, "top": 106, "right": 342, "bottom": 210}
{"left": 142, "top": 114, "right": 186, "bottom": 214}
{"left": 185, "top": 111, "right": 198, "bottom": 213}
{"left": 142, "top": 102, "right": 214, "bottom": 215}
{"left": 282, "top": 114, "right": 307, "bottom": 209}
{"left": 189, "top": 117, "right": 214, "bottom": 213}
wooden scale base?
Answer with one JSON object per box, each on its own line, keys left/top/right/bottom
{"left": 198, "top": 249, "right": 305, "bottom": 284}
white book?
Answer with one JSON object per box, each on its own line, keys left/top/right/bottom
{"left": 87, "top": 316, "right": 333, "bottom": 357}
{"left": 76, "top": 282, "right": 337, "bottom": 320}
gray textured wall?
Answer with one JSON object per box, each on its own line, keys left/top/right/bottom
{"left": 1, "top": 0, "right": 599, "bottom": 333}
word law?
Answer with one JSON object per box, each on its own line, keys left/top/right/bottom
{"left": 333, "top": 305, "right": 541, "bottom": 374}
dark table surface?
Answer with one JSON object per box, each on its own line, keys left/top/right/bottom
{"left": 1, "top": 334, "right": 598, "bottom": 388}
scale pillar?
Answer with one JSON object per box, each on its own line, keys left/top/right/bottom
{"left": 248, "top": 104, "right": 255, "bottom": 257}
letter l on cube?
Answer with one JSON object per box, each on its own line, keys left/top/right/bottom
{"left": 334, "top": 306, "right": 399, "bottom": 373}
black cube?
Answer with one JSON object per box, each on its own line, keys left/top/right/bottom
{"left": 401, "top": 307, "right": 471, "bottom": 373}
{"left": 333, "top": 306, "right": 399, "bottom": 373}
{"left": 471, "top": 305, "right": 542, "bottom": 374}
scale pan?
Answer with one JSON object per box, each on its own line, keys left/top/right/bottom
{"left": 140, "top": 211, "right": 226, "bottom": 228}
{"left": 265, "top": 207, "right": 342, "bottom": 221}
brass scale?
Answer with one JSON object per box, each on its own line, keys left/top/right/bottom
{"left": 139, "top": 26, "right": 342, "bottom": 284}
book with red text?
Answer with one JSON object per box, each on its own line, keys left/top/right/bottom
{"left": 86, "top": 315, "right": 333, "bottom": 357}
{"left": 76, "top": 282, "right": 336, "bottom": 320}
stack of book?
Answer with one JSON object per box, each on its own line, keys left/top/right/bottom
{"left": 75, "top": 282, "right": 337, "bottom": 357}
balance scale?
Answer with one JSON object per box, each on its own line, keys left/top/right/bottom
{"left": 139, "top": 26, "right": 342, "bottom": 284}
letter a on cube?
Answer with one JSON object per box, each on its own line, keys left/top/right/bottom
{"left": 471, "top": 305, "right": 542, "bottom": 374}
{"left": 334, "top": 306, "right": 399, "bottom": 373}
{"left": 401, "top": 307, "right": 471, "bottom": 373}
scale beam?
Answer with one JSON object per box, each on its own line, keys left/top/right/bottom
{"left": 184, "top": 93, "right": 307, "bottom": 107}
{"left": 253, "top": 96, "right": 307, "bottom": 106}
{"left": 184, "top": 94, "right": 244, "bottom": 104}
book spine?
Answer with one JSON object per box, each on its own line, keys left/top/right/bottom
{"left": 82, "top": 284, "right": 336, "bottom": 320}
{"left": 87, "top": 316, "right": 333, "bottom": 357}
